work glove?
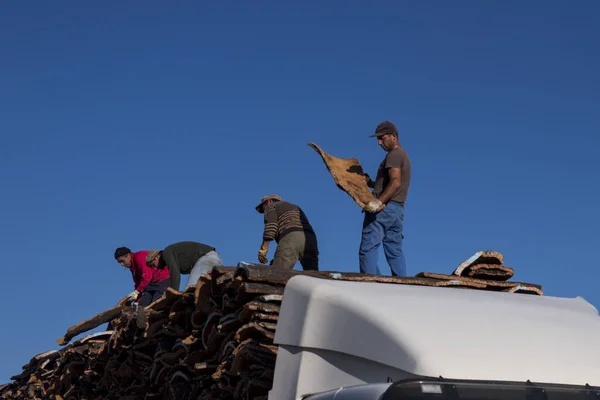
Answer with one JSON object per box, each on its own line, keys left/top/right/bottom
{"left": 258, "top": 243, "right": 269, "bottom": 264}
{"left": 127, "top": 290, "right": 140, "bottom": 301}
{"left": 364, "top": 199, "right": 384, "bottom": 213}
{"left": 258, "top": 253, "right": 268, "bottom": 264}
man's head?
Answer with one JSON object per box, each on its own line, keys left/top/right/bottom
{"left": 146, "top": 250, "right": 162, "bottom": 269}
{"left": 370, "top": 120, "right": 400, "bottom": 152}
{"left": 255, "top": 194, "right": 283, "bottom": 214}
{"left": 114, "top": 247, "right": 132, "bottom": 268}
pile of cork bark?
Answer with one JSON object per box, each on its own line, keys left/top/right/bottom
{"left": 0, "top": 251, "right": 543, "bottom": 400}
{"left": 418, "top": 250, "right": 542, "bottom": 294}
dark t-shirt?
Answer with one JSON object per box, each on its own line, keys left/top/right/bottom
{"left": 161, "top": 241, "right": 215, "bottom": 291}
{"left": 373, "top": 146, "right": 411, "bottom": 204}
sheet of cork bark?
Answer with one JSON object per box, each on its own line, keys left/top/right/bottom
{"left": 308, "top": 142, "right": 377, "bottom": 209}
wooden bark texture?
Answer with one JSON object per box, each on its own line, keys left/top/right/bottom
{"left": 416, "top": 272, "right": 543, "bottom": 294}
{"left": 56, "top": 296, "right": 132, "bottom": 346}
{"left": 308, "top": 142, "right": 377, "bottom": 208}
{"left": 452, "top": 250, "right": 514, "bottom": 281}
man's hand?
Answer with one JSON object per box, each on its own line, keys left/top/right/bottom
{"left": 127, "top": 290, "right": 140, "bottom": 301}
{"left": 363, "top": 173, "right": 375, "bottom": 188}
{"left": 258, "top": 242, "right": 269, "bottom": 264}
{"left": 364, "top": 199, "right": 385, "bottom": 213}
{"left": 258, "top": 252, "right": 268, "bottom": 264}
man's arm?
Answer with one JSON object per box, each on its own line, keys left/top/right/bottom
{"left": 258, "top": 239, "right": 270, "bottom": 264}
{"left": 169, "top": 263, "right": 180, "bottom": 292}
{"left": 262, "top": 207, "right": 278, "bottom": 242}
{"left": 162, "top": 249, "right": 180, "bottom": 291}
{"left": 376, "top": 167, "right": 401, "bottom": 204}
{"left": 259, "top": 207, "right": 278, "bottom": 263}
{"left": 133, "top": 253, "right": 152, "bottom": 294}
{"left": 134, "top": 265, "right": 151, "bottom": 294}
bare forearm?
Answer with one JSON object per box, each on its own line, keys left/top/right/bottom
{"left": 163, "top": 250, "right": 180, "bottom": 291}
{"left": 377, "top": 180, "right": 401, "bottom": 204}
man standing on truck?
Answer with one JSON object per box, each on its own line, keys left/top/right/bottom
{"left": 114, "top": 246, "right": 171, "bottom": 306}
{"left": 255, "top": 194, "right": 319, "bottom": 271}
{"left": 359, "top": 121, "right": 411, "bottom": 277}
{"left": 145, "top": 241, "right": 223, "bottom": 291}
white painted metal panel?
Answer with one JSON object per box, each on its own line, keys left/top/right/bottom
{"left": 270, "top": 275, "right": 600, "bottom": 399}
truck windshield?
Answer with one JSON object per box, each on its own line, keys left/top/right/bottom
{"left": 381, "top": 378, "right": 600, "bottom": 400}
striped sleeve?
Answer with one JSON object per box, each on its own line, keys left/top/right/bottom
{"left": 262, "top": 206, "right": 278, "bottom": 241}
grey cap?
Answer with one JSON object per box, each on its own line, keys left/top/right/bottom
{"left": 146, "top": 250, "right": 161, "bottom": 265}
{"left": 255, "top": 194, "right": 283, "bottom": 213}
{"left": 369, "top": 120, "right": 398, "bottom": 137}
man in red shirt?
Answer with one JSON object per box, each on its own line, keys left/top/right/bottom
{"left": 114, "top": 247, "right": 170, "bottom": 307}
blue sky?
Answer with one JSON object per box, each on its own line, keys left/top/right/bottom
{"left": 1, "top": 0, "right": 599, "bottom": 383}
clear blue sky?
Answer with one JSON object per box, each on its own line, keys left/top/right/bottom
{"left": 1, "top": 0, "right": 599, "bottom": 383}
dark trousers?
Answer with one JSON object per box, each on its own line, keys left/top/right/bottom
{"left": 106, "top": 279, "right": 170, "bottom": 331}
{"left": 139, "top": 279, "right": 171, "bottom": 307}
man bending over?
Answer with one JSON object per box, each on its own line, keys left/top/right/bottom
{"left": 146, "top": 241, "right": 223, "bottom": 291}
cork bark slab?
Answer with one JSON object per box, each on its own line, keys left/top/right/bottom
{"left": 235, "top": 262, "right": 302, "bottom": 285}
{"left": 235, "top": 265, "right": 506, "bottom": 292}
{"left": 308, "top": 142, "right": 377, "bottom": 208}
{"left": 502, "top": 285, "right": 544, "bottom": 296}
{"left": 316, "top": 272, "right": 489, "bottom": 290}
{"left": 465, "top": 264, "right": 515, "bottom": 281}
{"left": 194, "top": 275, "right": 212, "bottom": 315}
{"left": 235, "top": 262, "right": 323, "bottom": 285}
{"left": 56, "top": 296, "right": 131, "bottom": 346}
{"left": 452, "top": 251, "right": 507, "bottom": 277}
{"left": 235, "top": 283, "right": 285, "bottom": 304}
{"left": 416, "top": 272, "right": 543, "bottom": 295}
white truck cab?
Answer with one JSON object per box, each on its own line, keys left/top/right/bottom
{"left": 268, "top": 275, "right": 600, "bottom": 399}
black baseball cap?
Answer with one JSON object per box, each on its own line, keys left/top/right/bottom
{"left": 369, "top": 120, "right": 398, "bottom": 137}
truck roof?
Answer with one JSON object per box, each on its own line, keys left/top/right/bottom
{"left": 273, "top": 274, "right": 600, "bottom": 387}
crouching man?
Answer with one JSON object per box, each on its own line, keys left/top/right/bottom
{"left": 255, "top": 194, "right": 319, "bottom": 271}
{"left": 114, "top": 246, "right": 171, "bottom": 307}
{"left": 145, "top": 241, "right": 223, "bottom": 291}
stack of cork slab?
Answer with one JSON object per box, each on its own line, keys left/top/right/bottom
{"left": 452, "top": 250, "right": 512, "bottom": 280}
{"left": 417, "top": 250, "right": 543, "bottom": 295}
{"left": 0, "top": 253, "right": 543, "bottom": 400}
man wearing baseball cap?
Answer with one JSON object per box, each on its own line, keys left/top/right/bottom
{"left": 359, "top": 120, "right": 411, "bottom": 276}
{"left": 255, "top": 194, "right": 319, "bottom": 270}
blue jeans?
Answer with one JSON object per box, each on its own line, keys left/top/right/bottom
{"left": 359, "top": 201, "right": 406, "bottom": 276}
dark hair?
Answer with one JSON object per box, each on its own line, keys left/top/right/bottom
{"left": 114, "top": 247, "right": 131, "bottom": 259}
